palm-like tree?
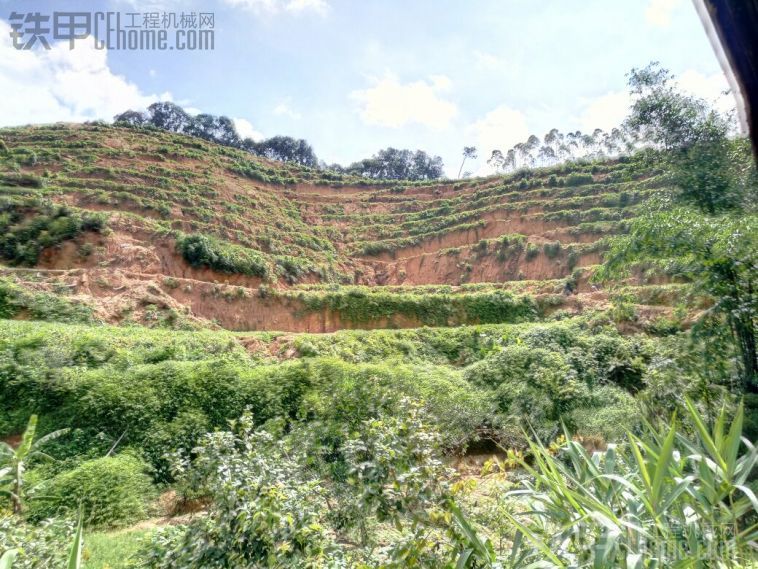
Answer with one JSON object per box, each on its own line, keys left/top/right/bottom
{"left": 0, "top": 414, "right": 68, "bottom": 514}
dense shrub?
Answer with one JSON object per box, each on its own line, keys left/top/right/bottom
{"left": 0, "top": 199, "right": 106, "bottom": 265}
{"left": 0, "top": 317, "right": 704, "bottom": 477}
{"left": 176, "top": 233, "right": 270, "bottom": 279}
{"left": 0, "top": 277, "right": 95, "bottom": 323}
{"left": 143, "top": 404, "right": 459, "bottom": 568}
{"left": 464, "top": 345, "right": 592, "bottom": 442}
{"left": 564, "top": 172, "right": 594, "bottom": 186}
{"left": 0, "top": 516, "right": 75, "bottom": 568}
{"left": 567, "top": 385, "right": 639, "bottom": 439}
{"left": 275, "top": 255, "right": 315, "bottom": 284}
{"left": 525, "top": 242, "right": 540, "bottom": 261}
{"left": 297, "top": 288, "right": 537, "bottom": 326}
{"left": 542, "top": 241, "right": 561, "bottom": 258}
{"left": 26, "top": 454, "right": 154, "bottom": 529}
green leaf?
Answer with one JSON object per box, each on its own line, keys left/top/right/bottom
{"left": 684, "top": 398, "right": 726, "bottom": 472}
{"left": 724, "top": 400, "right": 744, "bottom": 479}
{"left": 455, "top": 549, "right": 473, "bottom": 569}
{"left": 502, "top": 510, "right": 566, "bottom": 567}
{"left": 67, "top": 510, "right": 84, "bottom": 569}
{"left": 16, "top": 414, "right": 38, "bottom": 462}
{"left": 0, "top": 550, "right": 18, "bottom": 569}
{"left": 651, "top": 418, "right": 677, "bottom": 508}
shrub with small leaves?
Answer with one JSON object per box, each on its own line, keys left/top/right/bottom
{"left": 26, "top": 454, "right": 154, "bottom": 529}
{"left": 0, "top": 516, "right": 75, "bottom": 569}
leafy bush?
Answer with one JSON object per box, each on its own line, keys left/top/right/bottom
{"left": 144, "top": 404, "right": 459, "bottom": 568}
{"left": 0, "top": 516, "right": 75, "bottom": 569}
{"left": 0, "top": 278, "right": 95, "bottom": 323}
{"left": 523, "top": 242, "right": 540, "bottom": 262}
{"left": 464, "top": 345, "right": 593, "bottom": 443}
{"left": 564, "top": 172, "right": 594, "bottom": 186}
{"left": 542, "top": 240, "right": 561, "bottom": 258}
{"left": 144, "top": 414, "right": 339, "bottom": 568}
{"left": 567, "top": 385, "right": 639, "bottom": 440}
{"left": 175, "top": 233, "right": 270, "bottom": 279}
{"left": 26, "top": 454, "right": 154, "bottom": 529}
{"left": 0, "top": 199, "right": 106, "bottom": 266}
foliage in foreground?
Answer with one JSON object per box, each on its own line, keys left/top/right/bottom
{"left": 459, "top": 399, "right": 758, "bottom": 568}
{"left": 0, "top": 516, "right": 75, "bottom": 569}
{"left": 0, "top": 415, "right": 68, "bottom": 515}
{"left": 143, "top": 403, "right": 460, "bottom": 568}
{"left": 134, "top": 396, "right": 758, "bottom": 568}
{"left": 0, "top": 317, "right": 673, "bottom": 482}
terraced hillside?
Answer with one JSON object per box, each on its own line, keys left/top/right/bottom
{"left": 0, "top": 123, "right": 673, "bottom": 332}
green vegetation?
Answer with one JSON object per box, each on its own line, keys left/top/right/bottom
{"left": 0, "top": 516, "right": 76, "bottom": 568}
{"left": 83, "top": 530, "right": 148, "bottom": 569}
{"left": 176, "top": 233, "right": 271, "bottom": 279}
{"left": 455, "top": 400, "right": 757, "bottom": 567}
{"left": 26, "top": 454, "right": 154, "bottom": 529}
{"left": 0, "top": 415, "right": 68, "bottom": 515}
{"left": 0, "top": 65, "right": 755, "bottom": 567}
{"left": 0, "top": 276, "right": 95, "bottom": 323}
{"left": 599, "top": 63, "right": 757, "bottom": 391}
{"left": 0, "top": 198, "right": 106, "bottom": 266}
{"left": 295, "top": 287, "right": 537, "bottom": 325}
{"left": 0, "top": 119, "right": 661, "bottom": 285}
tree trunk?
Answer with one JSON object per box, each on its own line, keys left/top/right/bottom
{"left": 734, "top": 315, "right": 758, "bottom": 393}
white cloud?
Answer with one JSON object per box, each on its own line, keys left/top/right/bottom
{"left": 465, "top": 105, "right": 529, "bottom": 175}
{"left": 0, "top": 20, "right": 170, "bottom": 127}
{"left": 428, "top": 74, "right": 452, "bottom": 90}
{"left": 223, "top": 0, "right": 330, "bottom": 16}
{"left": 678, "top": 69, "right": 734, "bottom": 114}
{"left": 473, "top": 50, "right": 500, "bottom": 70}
{"left": 578, "top": 91, "right": 631, "bottom": 132}
{"left": 350, "top": 73, "right": 458, "bottom": 129}
{"left": 645, "top": 0, "right": 683, "bottom": 28}
{"left": 285, "top": 0, "right": 330, "bottom": 15}
{"left": 273, "top": 101, "right": 302, "bottom": 120}
{"left": 466, "top": 105, "right": 529, "bottom": 154}
{"left": 233, "top": 117, "right": 265, "bottom": 141}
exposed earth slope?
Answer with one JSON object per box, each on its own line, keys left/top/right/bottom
{"left": 0, "top": 123, "right": 674, "bottom": 332}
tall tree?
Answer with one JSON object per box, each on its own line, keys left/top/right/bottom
{"left": 599, "top": 63, "right": 757, "bottom": 390}
{"left": 254, "top": 136, "right": 318, "bottom": 167}
{"left": 457, "top": 146, "right": 477, "bottom": 178}
{"left": 146, "top": 102, "right": 194, "bottom": 133}
{"left": 347, "top": 148, "right": 444, "bottom": 180}
{"left": 625, "top": 62, "right": 742, "bottom": 214}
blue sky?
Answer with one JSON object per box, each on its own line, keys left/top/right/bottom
{"left": 0, "top": 0, "right": 731, "bottom": 175}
